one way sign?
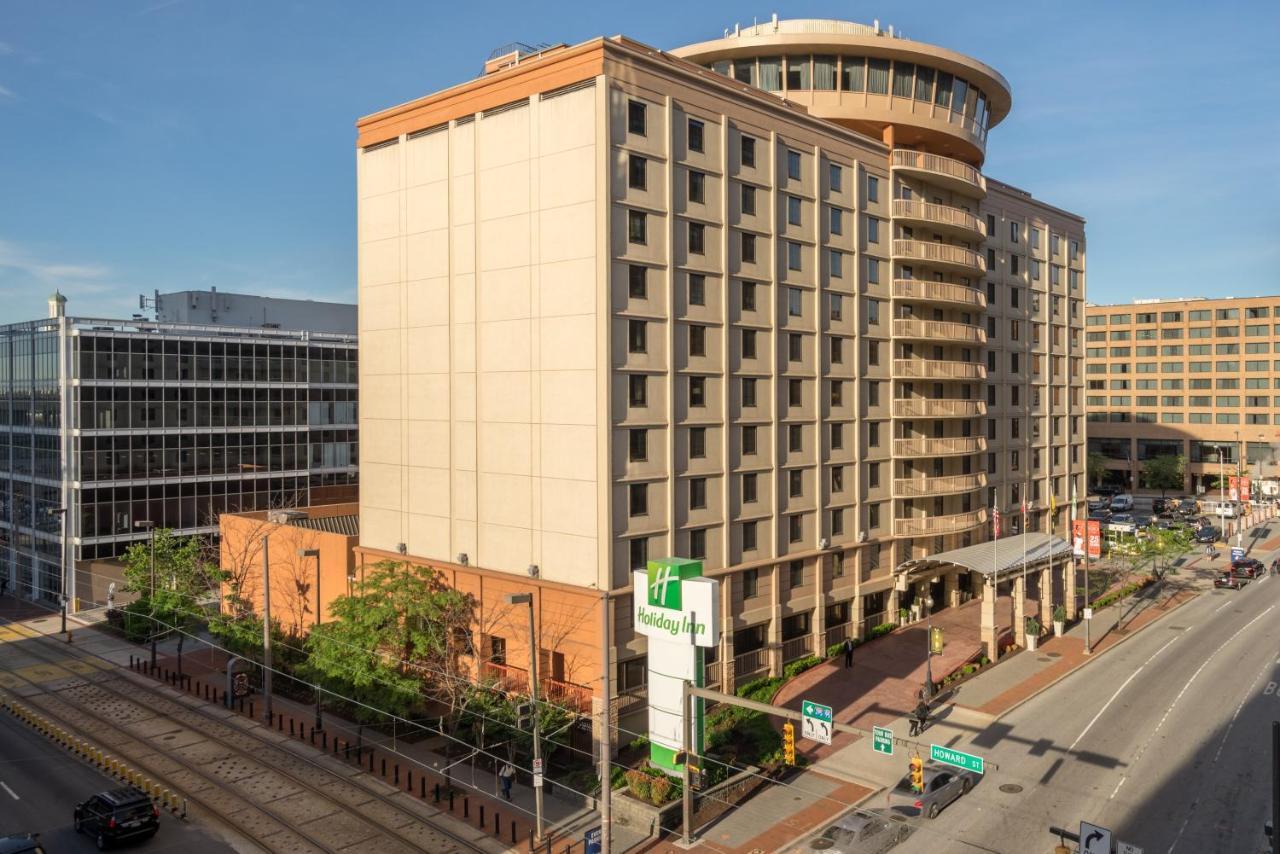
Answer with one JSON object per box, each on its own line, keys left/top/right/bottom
{"left": 1079, "top": 821, "right": 1112, "bottom": 854}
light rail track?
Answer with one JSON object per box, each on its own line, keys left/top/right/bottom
{"left": 0, "top": 617, "right": 492, "bottom": 854}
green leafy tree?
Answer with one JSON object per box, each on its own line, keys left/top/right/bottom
{"left": 304, "top": 561, "right": 474, "bottom": 719}
{"left": 1086, "top": 451, "right": 1110, "bottom": 489}
{"left": 119, "top": 529, "right": 219, "bottom": 673}
{"left": 1143, "top": 454, "right": 1186, "bottom": 497}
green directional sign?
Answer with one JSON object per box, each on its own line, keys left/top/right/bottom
{"left": 801, "top": 700, "right": 833, "bottom": 745}
{"left": 930, "top": 744, "right": 985, "bottom": 774}
{"left": 872, "top": 726, "right": 893, "bottom": 756}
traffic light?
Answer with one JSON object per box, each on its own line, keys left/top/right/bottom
{"left": 909, "top": 754, "right": 924, "bottom": 793}
{"left": 782, "top": 722, "right": 796, "bottom": 765}
{"left": 515, "top": 702, "right": 532, "bottom": 731}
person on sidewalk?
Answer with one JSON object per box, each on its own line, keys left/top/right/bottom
{"left": 908, "top": 695, "right": 930, "bottom": 737}
{"left": 842, "top": 637, "right": 854, "bottom": 669}
{"left": 498, "top": 762, "right": 516, "bottom": 800}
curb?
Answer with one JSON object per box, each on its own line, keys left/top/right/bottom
{"left": 0, "top": 695, "right": 188, "bottom": 819}
{"left": 959, "top": 586, "right": 1199, "bottom": 723}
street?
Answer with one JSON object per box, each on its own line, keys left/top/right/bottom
{"left": 0, "top": 710, "right": 242, "bottom": 853}
{"left": 892, "top": 557, "right": 1280, "bottom": 853}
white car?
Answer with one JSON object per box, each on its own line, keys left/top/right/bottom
{"left": 1107, "top": 514, "right": 1137, "bottom": 534}
{"left": 1109, "top": 494, "right": 1134, "bottom": 512}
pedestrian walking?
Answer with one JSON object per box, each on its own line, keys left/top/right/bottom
{"left": 498, "top": 762, "right": 516, "bottom": 800}
{"left": 842, "top": 637, "right": 854, "bottom": 669}
{"left": 908, "top": 697, "right": 930, "bottom": 738}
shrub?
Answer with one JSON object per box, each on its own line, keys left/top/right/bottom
{"left": 869, "top": 622, "right": 897, "bottom": 640}
{"left": 624, "top": 769, "right": 651, "bottom": 802}
{"left": 627, "top": 735, "right": 650, "bottom": 751}
{"left": 648, "top": 774, "right": 672, "bottom": 804}
{"left": 783, "top": 655, "right": 823, "bottom": 679}
{"left": 1053, "top": 605, "right": 1067, "bottom": 623}
{"left": 736, "top": 676, "right": 784, "bottom": 703}
{"left": 610, "top": 765, "right": 628, "bottom": 790}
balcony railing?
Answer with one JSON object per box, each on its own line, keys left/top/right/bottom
{"left": 893, "top": 240, "right": 986, "bottom": 275}
{"left": 893, "top": 472, "right": 988, "bottom": 498}
{"left": 893, "top": 398, "right": 987, "bottom": 419}
{"left": 894, "top": 507, "right": 989, "bottom": 538}
{"left": 893, "top": 318, "right": 986, "bottom": 345}
{"left": 892, "top": 199, "right": 986, "bottom": 239}
{"left": 734, "top": 648, "right": 768, "bottom": 682}
{"left": 894, "top": 436, "right": 987, "bottom": 457}
{"left": 892, "top": 279, "right": 986, "bottom": 309}
{"left": 781, "top": 635, "right": 813, "bottom": 664}
{"left": 483, "top": 662, "right": 592, "bottom": 712}
{"left": 891, "top": 149, "right": 987, "bottom": 195}
{"left": 893, "top": 359, "right": 986, "bottom": 380}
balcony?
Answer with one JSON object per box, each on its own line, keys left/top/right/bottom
{"left": 894, "top": 472, "right": 988, "bottom": 498}
{"left": 893, "top": 359, "right": 986, "bottom": 381}
{"left": 891, "top": 149, "right": 987, "bottom": 196}
{"left": 893, "top": 398, "right": 987, "bottom": 419}
{"left": 893, "top": 436, "right": 987, "bottom": 457}
{"left": 893, "top": 318, "right": 987, "bottom": 345}
{"left": 894, "top": 507, "right": 988, "bottom": 538}
{"left": 893, "top": 279, "right": 986, "bottom": 310}
{"left": 893, "top": 240, "right": 986, "bottom": 276}
{"left": 893, "top": 199, "right": 986, "bottom": 241}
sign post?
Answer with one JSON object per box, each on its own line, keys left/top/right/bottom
{"left": 929, "top": 744, "right": 985, "bottom": 775}
{"left": 532, "top": 757, "right": 544, "bottom": 788}
{"left": 801, "top": 700, "right": 833, "bottom": 745}
{"left": 872, "top": 726, "right": 893, "bottom": 756}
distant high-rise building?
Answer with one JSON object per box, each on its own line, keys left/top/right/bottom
{"left": 0, "top": 291, "right": 358, "bottom": 609}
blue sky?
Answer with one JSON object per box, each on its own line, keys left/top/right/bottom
{"left": 1, "top": 0, "right": 1277, "bottom": 319}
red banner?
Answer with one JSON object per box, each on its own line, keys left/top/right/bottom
{"left": 1072, "top": 519, "right": 1086, "bottom": 557}
{"left": 1242, "top": 477, "right": 1252, "bottom": 502}
{"left": 1229, "top": 476, "right": 1240, "bottom": 502}
{"left": 1086, "top": 520, "right": 1102, "bottom": 559}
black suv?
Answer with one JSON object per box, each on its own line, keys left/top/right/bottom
{"left": 74, "top": 787, "right": 159, "bottom": 849}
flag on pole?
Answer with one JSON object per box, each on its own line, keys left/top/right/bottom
{"left": 992, "top": 506, "right": 1001, "bottom": 538}
{"left": 1050, "top": 491, "right": 1057, "bottom": 515}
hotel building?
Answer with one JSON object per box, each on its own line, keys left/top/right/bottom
{"left": 353, "top": 19, "right": 1087, "bottom": 705}
{"left": 1086, "top": 296, "right": 1280, "bottom": 493}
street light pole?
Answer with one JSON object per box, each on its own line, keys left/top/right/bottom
{"left": 505, "top": 592, "right": 543, "bottom": 843}
{"left": 135, "top": 521, "right": 156, "bottom": 668}
{"left": 261, "top": 535, "right": 273, "bottom": 725}
{"left": 49, "top": 507, "right": 68, "bottom": 637}
{"left": 298, "top": 548, "right": 322, "bottom": 732}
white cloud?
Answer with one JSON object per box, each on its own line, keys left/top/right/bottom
{"left": 0, "top": 84, "right": 13, "bottom": 100}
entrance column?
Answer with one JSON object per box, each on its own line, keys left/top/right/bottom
{"left": 944, "top": 570, "right": 959, "bottom": 608}
{"left": 1064, "top": 558, "right": 1078, "bottom": 621}
{"left": 1013, "top": 574, "right": 1027, "bottom": 647}
{"left": 852, "top": 593, "right": 865, "bottom": 641}
{"left": 980, "top": 577, "right": 999, "bottom": 662}
{"left": 1039, "top": 566, "right": 1053, "bottom": 629}
{"left": 720, "top": 577, "right": 736, "bottom": 693}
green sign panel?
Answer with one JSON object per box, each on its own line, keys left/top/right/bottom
{"left": 801, "top": 700, "right": 833, "bottom": 745}
{"left": 872, "top": 726, "right": 893, "bottom": 756}
{"left": 930, "top": 744, "right": 985, "bottom": 774}
{"left": 646, "top": 557, "right": 703, "bottom": 610}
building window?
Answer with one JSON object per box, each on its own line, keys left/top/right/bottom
{"left": 628, "top": 319, "right": 646, "bottom": 353}
{"left": 868, "top": 421, "right": 880, "bottom": 447}
{"left": 868, "top": 461, "right": 880, "bottom": 488}
{"left": 789, "top": 378, "right": 803, "bottom": 406}
{"left": 867, "top": 257, "right": 880, "bottom": 284}
{"left": 787, "top": 149, "right": 802, "bottom": 180}
{"left": 788, "top": 242, "right": 802, "bottom": 271}
{"left": 866, "top": 217, "right": 879, "bottom": 244}
{"left": 742, "top": 521, "right": 758, "bottom": 552}
{"left": 688, "top": 170, "right": 705, "bottom": 204}
{"left": 831, "top": 422, "right": 844, "bottom": 449}
{"left": 830, "top": 207, "right": 843, "bottom": 236}
{"left": 789, "top": 469, "right": 803, "bottom": 498}
{"left": 741, "top": 233, "right": 756, "bottom": 264}
{"left": 629, "top": 428, "right": 647, "bottom": 461}
{"left": 629, "top": 537, "right": 648, "bottom": 571}
{"left": 789, "top": 559, "right": 804, "bottom": 588}
{"left": 690, "top": 477, "right": 707, "bottom": 510}
{"left": 689, "top": 376, "right": 706, "bottom": 407}
{"left": 688, "top": 273, "right": 705, "bottom": 306}
{"left": 741, "top": 281, "right": 756, "bottom": 312}
{"left": 987, "top": 214, "right": 996, "bottom": 236}
{"left": 831, "top": 336, "right": 844, "bottom": 364}
{"left": 788, "top": 195, "right": 802, "bottom": 226}
{"left": 831, "top": 465, "right": 844, "bottom": 492}
{"left": 742, "top": 329, "right": 757, "bottom": 359}
{"left": 628, "top": 154, "right": 646, "bottom": 190}
{"left": 868, "top": 340, "right": 880, "bottom": 366}
{"left": 742, "top": 377, "right": 757, "bottom": 407}
{"left": 1010, "top": 221, "right": 1019, "bottom": 243}
{"left": 831, "top": 380, "right": 844, "bottom": 406}
{"left": 867, "top": 175, "right": 879, "bottom": 203}
{"left": 741, "top": 135, "right": 756, "bottom": 167}
{"left": 789, "top": 424, "right": 802, "bottom": 453}
{"left": 628, "top": 210, "right": 646, "bottom": 244}
{"left": 741, "top": 184, "right": 756, "bottom": 216}
{"left": 628, "top": 264, "right": 646, "bottom": 299}
{"left": 829, "top": 293, "right": 843, "bottom": 321}
{"left": 743, "top": 472, "right": 758, "bottom": 503}
{"left": 742, "top": 425, "right": 757, "bottom": 455}
{"left": 629, "top": 483, "right": 647, "bottom": 517}
{"left": 789, "top": 287, "right": 803, "bottom": 317}
{"left": 689, "top": 324, "right": 706, "bottom": 357}
{"left": 627, "top": 99, "right": 646, "bottom": 135}
{"left": 743, "top": 567, "right": 759, "bottom": 597}
{"left": 788, "top": 332, "right": 803, "bottom": 362}
{"left": 868, "top": 503, "right": 881, "bottom": 530}
{"left": 789, "top": 515, "right": 803, "bottom": 543}
{"left": 829, "top": 162, "right": 843, "bottom": 192}
{"left": 689, "top": 426, "right": 706, "bottom": 459}
{"left": 689, "top": 222, "right": 705, "bottom": 254}
{"left": 868, "top": 380, "right": 880, "bottom": 407}
{"left": 688, "top": 118, "right": 704, "bottom": 153}
{"left": 831, "top": 508, "right": 844, "bottom": 536}
{"left": 628, "top": 375, "right": 647, "bottom": 407}
{"left": 866, "top": 298, "right": 880, "bottom": 325}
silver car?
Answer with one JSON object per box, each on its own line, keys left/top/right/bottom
{"left": 805, "top": 809, "right": 913, "bottom": 852}
{"left": 889, "top": 762, "right": 979, "bottom": 820}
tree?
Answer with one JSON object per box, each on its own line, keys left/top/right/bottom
{"left": 304, "top": 561, "right": 475, "bottom": 718}
{"left": 1142, "top": 454, "right": 1186, "bottom": 497}
{"left": 119, "top": 529, "right": 219, "bottom": 674}
{"left": 1087, "top": 451, "right": 1110, "bottom": 489}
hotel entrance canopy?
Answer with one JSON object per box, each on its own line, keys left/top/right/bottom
{"left": 895, "top": 532, "right": 1072, "bottom": 584}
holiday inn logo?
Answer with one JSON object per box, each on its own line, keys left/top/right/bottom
{"left": 645, "top": 557, "right": 703, "bottom": 611}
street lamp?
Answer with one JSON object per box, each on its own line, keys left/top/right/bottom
{"left": 135, "top": 520, "right": 157, "bottom": 668}
{"left": 47, "top": 507, "right": 68, "bottom": 637}
{"left": 504, "top": 591, "right": 543, "bottom": 843}
{"left": 298, "top": 547, "right": 322, "bottom": 732}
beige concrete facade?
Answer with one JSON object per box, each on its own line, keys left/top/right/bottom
{"left": 355, "top": 22, "right": 1086, "bottom": 697}
{"left": 1086, "top": 296, "right": 1280, "bottom": 492}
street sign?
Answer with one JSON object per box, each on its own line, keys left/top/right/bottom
{"left": 1083, "top": 607, "right": 1093, "bottom": 620}
{"left": 1079, "top": 821, "right": 1112, "bottom": 854}
{"left": 584, "top": 827, "right": 602, "bottom": 854}
{"left": 532, "top": 757, "right": 544, "bottom": 788}
{"left": 872, "top": 726, "right": 893, "bottom": 756}
{"left": 801, "top": 700, "right": 833, "bottom": 745}
{"left": 929, "top": 744, "right": 985, "bottom": 774}
{"left": 1117, "top": 842, "right": 1143, "bottom": 854}
{"left": 1231, "top": 546, "right": 1246, "bottom": 561}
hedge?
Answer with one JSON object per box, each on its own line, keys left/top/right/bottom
{"left": 1092, "top": 576, "right": 1156, "bottom": 610}
{"left": 783, "top": 655, "right": 823, "bottom": 679}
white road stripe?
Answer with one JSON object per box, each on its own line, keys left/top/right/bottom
{"left": 1109, "top": 775, "right": 1126, "bottom": 800}
{"left": 0, "top": 781, "right": 18, "bottom": 800}
{"left": 1067, "top": 635, "right": 1180, "bottom": 755}
{"left": 1212, "top": 646, "right": 1275, "bottom": 764}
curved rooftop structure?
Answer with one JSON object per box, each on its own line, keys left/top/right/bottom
{"left": 671, "top": 17, "right": 1012, "bottom": 165}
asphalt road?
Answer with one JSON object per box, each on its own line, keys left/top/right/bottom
{"left": 0, "top": 710, "right": 242, "bottom": 853}
{"left": 892, "top": 546, "right": 1280, "bottom": 853}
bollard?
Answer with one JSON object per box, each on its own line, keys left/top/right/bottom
{"left": 247, "top": 700, "right": 253, "bottom": 718}
{"left": 422, "top": 778, "right": 427, "bottom": 800}
{"left": 393, "top": 764, "right": 399, "bottom": 786}
{"left": 381, "top": 758, "right": 386, "bottom": 778}
{"left": 344, "top": 742, "right": 350, "bottom": 760}
{"left": 511, "top": 820, "right": 516, "bottom": 844}
{"left": 463, "top": 796, "right": 468, "bottom": 818}
{"left": 310, "top": 728, "right": 315, "bottom": 745}
{"left": 480, "top": 804, "right": 485, "bottom": 827}
{"left": 407, "top": 770, "right": 412, "bottom": 791}
{"left": 435, "top": 783, "right": 441, "bottom": 802}
{"left": 493, "top": 811, "right": 498, "bottom": 834}
{"left": 289, "top": 719, "right": 294, "bottom": 737}
{"left": 322, "top": 732, "right": 328, "bottom": 751}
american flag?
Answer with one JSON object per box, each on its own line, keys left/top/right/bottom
{"left": 992, "top": 506, "right": 1001, "bottom": 538}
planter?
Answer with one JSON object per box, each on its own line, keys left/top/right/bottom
{"left": 1025, "top": 634, "right": 1039, "bottom": 652}
{"left": 1053, "top": 621, "right": 1064, "bottom": 638}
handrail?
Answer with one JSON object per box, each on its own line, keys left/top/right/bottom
{"left": 895, "top": 508, "right": 988, "bottom": 537}
{"left": 893, "top": 358, "right": 986, "bottom": 380}
{"left": 893, "top": 398, "right": 987, "bottom": 418}
{"left": 893, "top": 318, "right": 987, "bottom": 344}
{"left": 893, "top": 436, "right": 987, "bottom": 456}
{"left": 892, "top": 199, "right": 986, "bottom": 237}
{"left": 891, "top": 149, "right": 987, "bottom": 192}
{"left": 892, "top": 279, "right": 987, "bottom": 309}
{"left": 893, "top": 240, "right": 987, "bottom": 273}
{"left": 894, "top": 472, "right": 988, "bottom": 497}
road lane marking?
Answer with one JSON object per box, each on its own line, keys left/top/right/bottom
{"left": 1212, "top": 650, "right": 1275, "bottom": 764}
{"left": 0, "top": 781, "right": 18, "bottom": 800}
{"left": 1109, "top": 775, "right": 1126, "bottom": 800}
{"left": 1067, "top": 635, "right": 1180, "bottom": 755}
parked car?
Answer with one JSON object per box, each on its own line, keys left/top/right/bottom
{"left": 1152, "top": 498, "right": 1169, "bottom": 514}
{"left": 0, "top": 836, "right": 45, "bottom": 854}
{"left": 1110, "top": 494, "right": 1134, "bottom": 512}
{"left": 1088, "top": 509, "right": 1113, "bottom": 523}
{"left": 74, "top": 787, "right": 159, "bottom": 849}
{"left": 1176, "top": 497, "right": 1200, "bottom": 517}
{"left": 1108, "top": 514, "right": 1138, "bottom": 534}
{"left": 1093, "top": 484, "right": 1123, "bottom": 497}
{"left": 805, "top": 809, "right": 914, "bottom": 852}
{"left": 889, "top": 762, "right": 980, "bottom": 820}
{"left": 1231, "top": 558, "right": 1265, "bottom": 578}
{"left": 1194, "top": 524, "right": 1222, "bottom": 544}
{"left": 1133, "top": 514, "right": 1154, "bottom": 529}
{"left": 1154, "top": 515, "right": 1187, "bottom": 530}
{"left": 1201, "top": 499, "right": 1241, "bottom": 519}
{"left": 1214, "top": 571, "right": 1247, "bottom": 590}
{"left": 1087, "top": 495, "right": 1110, "bottom": 512}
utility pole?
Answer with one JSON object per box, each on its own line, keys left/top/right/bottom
{"left": 261, "top": 535, "right": 273, "bottom": 725}
{"left": 599, "top": 593, "right": 612, "bottom": 854}
{"left": 681, "top": 677, "right": 693, "bottom": 847}
{"left": 298, "top": 548, "right": 322, "bottom": 731}
{"left": 49, "top": 507, "right": 68, "bottom": 637}
{"left": 135, "top": 521, "right": 156, "bottom": 667}
{"left": 505, "top": 592, "right": 543, "bottom": 843}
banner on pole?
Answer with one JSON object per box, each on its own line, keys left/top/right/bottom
{"left": 1072, "top": 519, "right": 1086, "bottom": 557}
{"left": 1086, "top": 520, "right": 1102, "bottom": 559}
